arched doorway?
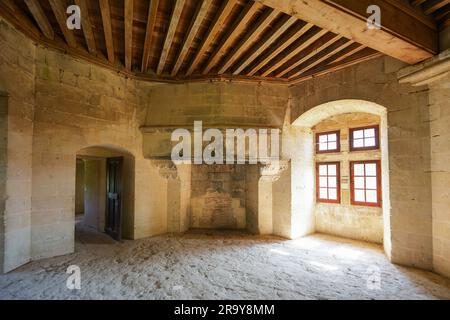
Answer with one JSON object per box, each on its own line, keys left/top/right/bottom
{"left": 75, "top": 145, "right": 135, "bottom": 243}
{"left": 288, "top": 99, "right": 391, "bottom": 258}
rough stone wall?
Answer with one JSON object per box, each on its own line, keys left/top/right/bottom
{"left": 313, "top": 113, "right": 383, "bottom": 244}
{"left": 289, "top": 56, "right": 433, "bottom": 270}
{"left": 429, "top": 73, "right": 450, "bottom": 278}
{"left": 145, "top": 82, "right": 289, "bottom": 128}
{"left": 30, "top": 47, "right": 167, "bottom": 259}
{"left": 0, "top": 20, "right": 35, "bottom": 272}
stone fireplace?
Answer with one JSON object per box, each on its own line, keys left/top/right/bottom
{"left": 190, "top": 165, "right": 246, "bottom": 229}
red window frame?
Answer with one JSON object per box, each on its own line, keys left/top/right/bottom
{"left": 315, "top": 130, "right": 341, "bottom": 154}
{"left": 350, "top": 160, "right": 382, "bottom": 207}
{"left": 316, "top": 162, "right": 341, "bottom": 204}
{"left": 349, "top": 125, "right": 380, "bottom": 151}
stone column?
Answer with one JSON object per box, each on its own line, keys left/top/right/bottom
{"left": 151, "top": 160, "right": 191, "bottom": 233}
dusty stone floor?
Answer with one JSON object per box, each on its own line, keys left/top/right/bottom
{"left": 1, "top": 224, "right": 450, "bottom": 300}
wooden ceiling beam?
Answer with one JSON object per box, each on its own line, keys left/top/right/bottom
{"left": 232, "top": 16, "right": 298, "bottom": 75}
{"left": 141, "top": 0, "right": 159, "bottom": 73}
{"left": 157, "top": 0, "right": 186, "bottom": 75}
{"left": 124, "top": 0, "right": 134, "bottom": 71}
{"left": 246, "top": 22, "right": 315, "bottom": 76}
{"left": 255, "top": 0, "right": 437, "bottom": 64}
{"left": 274, "top": 34, "right": 343, "bottom": 78}
{"left": 289, "top": 48, "right": 383, "bottom": 85}
{"left": 202, "top": 1, "right": 264, "bottom": 75}
{"left": 0, "top": 0, "right": 41, "bottom": 40}
{"left": 186, "top": 0, "right": 238, "bottom": 76}
{"left": 24, "top": 0, "right": 54, "bottom": 40}
{"left": 287, "top": 38, "right": 354, "bottom": 79}
{"left": 99, "top": 0, "right": 114, "bottom": 63}
{"left": 411, "top": 0, "right": 427, "bottom": 6}
{"left": 423, "top": 0, "right": 450, "bottom": 15}
{"left": 218, "top": 8, "right": 279, "bottom": 74}
{"left": 48, "top": 0, "right": 78, "bottom": 48}
{"left": 329, "top": 43, "right": 366, "bottom": 64}
{"left": 171, "top": 0, "right": 213, "bottom": 76}
{"left": 259, "top": 28, "right": 328, "bottom": 77}
{"left": 74, "top": 0, "right": 96, "bottom": 54}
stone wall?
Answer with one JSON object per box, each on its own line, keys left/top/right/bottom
{"left": 289, "top": 56, "right": 433, "bottom": 270}
{"left": 429, "top": 73, "right": 450, "bottom": 278}
{"left": 0, "top": 20, "right": 35, "bottom": 273}
{"left": 30, "top": 46, "right": 168, "bottom": 260}
{"left": 0, "top": 16, "right": 449, "bottom": 281}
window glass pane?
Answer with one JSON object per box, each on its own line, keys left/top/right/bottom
{"left": 354, "top": 177, "right": 365, "bottom": 189}
{"left": 364, "top": 128, "right": 375, "bottom": 138}
{"left": 355, "top": 190, "right": 365, "bottom": 202}
{"left": 319, "top": 142, "right": 328, "bottom": 151}
{"left": 319, "top": 135, "right": 328, "bottom": 143}
{"left": 365, "top": 163, "right": 377, "bottom": 176}
{"left": 328, "top": 142, "right": 337, "bottom": 150}
{"left": 354, "top": 164, "right": 364, "bottom": 176}
{"left": 366, "top": 190, "right": 378, "bottom": 203}
{"left": 319, "top": 188, "right": 328, "bottom": 199}
{"left": 328, "top": 188, "right": 337, "bottom": 200}
{"left": 328, "top": 177, "right": 336, "bottom": 188}
{"left": 319, "top": 165, "right": 327, "bottom": 176}
{"left": 366, "top": 177, "right": 377, "bottom": 189}
{"left": 353, "top": 139, "right": 364, "bottom": 148}
{"left": 365, "top": 137, "right": 376, "bottom": 147}
{"left": 319, "top": 177, "right": 328, "bottom": 187}
{"left": 328, "top": 133, "right": 337, "bottom": 142}
{"left": 353, "top": 130, "right": 364, "bottom": 139}
{"left": 328, "top": 164, "right": 336, "bottom": 176}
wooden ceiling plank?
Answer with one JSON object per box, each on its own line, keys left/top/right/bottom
{"left": 290, "top": 49, "right": 383, "bottom": 85}
{"left": 255, "top": 0, "right": 436, "bottom": 64}
{"left": 141, "top": 0, "right": 160, "bottom": 73}
{"left": 384, "top": 0, "right": 436, "bottom": 29}
{"left": 218, "top": 8, "right": 279, "bottom": 74}
{"left": 171, "top": 0, "right": 213, "bottom": 76}
{"left": 202, "top": 1, "right": 264, "bottom": 75}
{"left": 48, "top": 0, "right": 78, "bottom": 48}
{"left": 99, "top": 0, "right": 114, "bottom": 63}
{"left": 185, "top": 0, "right": 238, "bottom": 76}
{"left": 259, "top": 28, "right": 328, "bottom": 77}
{"left": 232, "top": 16, "right": 298, "bottom": 75}
{"left": 157, "top": 0, "right": 186, "bottom": 75}
{"left": 287, "top": 39, "right": 354, "bottom": 79}
{"left": 74, "top": 0, "right": 97, "bottom": 54}
{"left": 0, "top": 0, "right": 41, "bottom": 40}
{"left": 124, "top": 0, "right": 134, "bottom": 71}
{"left": 247, "top": 22, "right": 315, "bottom": 76}
{"left": 330, "top": 43, "right": 366, "bottom": 64}
{"left": 24, "top": 0, "right": 54, "bottom": 40}
{"left": 411, "top": 0, "right": 427, "bottom": 6}
{"left": 423, "top": 0, "right": 450, "bottom": 15}
{"left": 274, "top": 34, "right": 343, "bottom": 78}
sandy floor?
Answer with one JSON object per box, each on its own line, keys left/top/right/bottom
{"left": 1, "top": 224, "right": 450, "bottom": 300}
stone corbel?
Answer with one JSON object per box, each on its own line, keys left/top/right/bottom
{"left": 398, "top": 49, "right": 450, "bottom": 86}
{"left": 259, "top": 160, "right": 289, "bottom": 182}
{"left": 151, "top": 159, "right": 178, "bottom": 180}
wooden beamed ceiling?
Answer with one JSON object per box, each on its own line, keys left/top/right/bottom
{"left": 0, "top": 0, "right": 446, "bottom": 84}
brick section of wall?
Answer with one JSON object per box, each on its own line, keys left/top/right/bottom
{"left": 289, "top": 56, "right": 434, "bottom": 270}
